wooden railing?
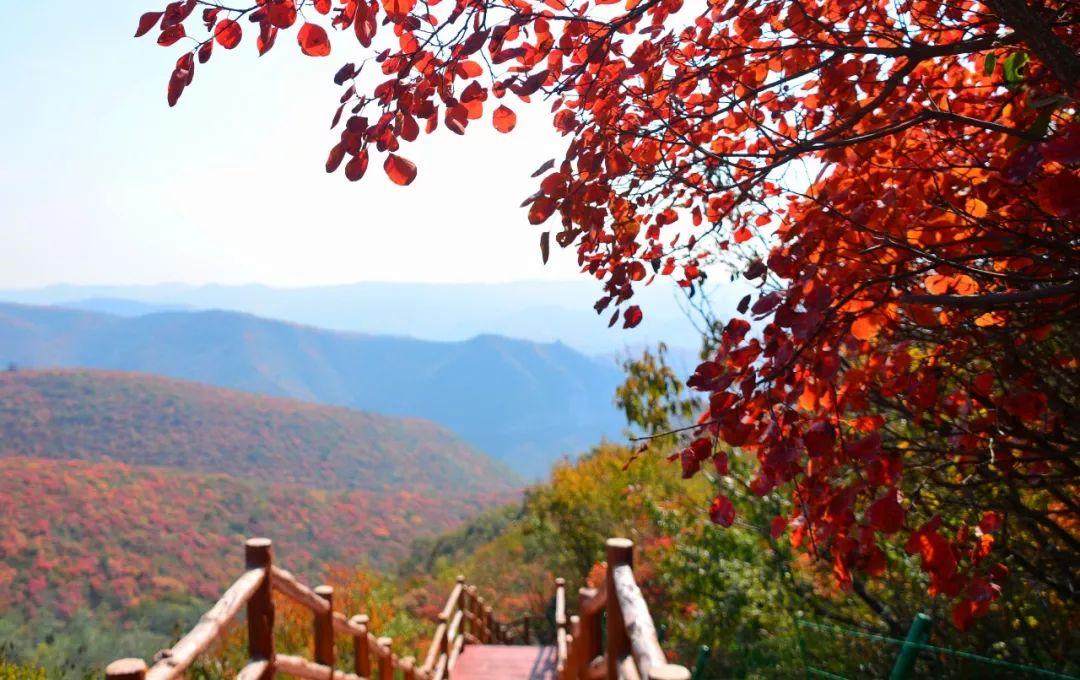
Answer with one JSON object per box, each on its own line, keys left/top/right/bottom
{"left": 105, "top": 538, "right": 508, "bottom": 680}
{"left": 419, "top": 574, "right": 511, "bottom": 679}
{"left": 105, "top": 536, "right": 688, "bottom": 680}
{"left": 559, "top": 539, "right": 690, "bottom": 680}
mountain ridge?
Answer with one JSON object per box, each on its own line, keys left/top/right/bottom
{"left": 0, "top": 280, "right": 714, "bottom": 356}
{"left": 0, "top": 368, "right": 520, "bottom": 493}
{"left": 0, "top": 302, "right": 627, "bottom": 477}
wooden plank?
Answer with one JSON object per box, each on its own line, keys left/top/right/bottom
{"left": 422, "top": 622, "right": 447, "bottom": 672}
{"left": 237, "top": 660, "right": 271, "bottom": 680}
{"left": 448, "top": 631, "right": 466, "bottom": 670}
{"left": 271, "top": 566, "right": 331, "bottom": 615}
{"left": 106, "top": 659, "right": 147, "bottom": 680}
{"left": 447, "top": 609, "right": 465, "bottom": 649}
{"left": 274, "top": 654, "right": 364, "bottom": 680}
{"left": 431, "top": 655, "right": 448, "bottom": 680}
{"left": 146, "top": 568, "right": 264, "bottom": 680}
{"left": 439, "top": 577, "right": 465, "bottom": 621}
{"left": 450, "top": 645, "right": 557, "bottom": 680}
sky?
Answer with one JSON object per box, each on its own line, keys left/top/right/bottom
{"left": 0, "top": 1, "right": 583, "bottom": 288}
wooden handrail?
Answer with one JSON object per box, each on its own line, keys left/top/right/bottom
{"left": 106, "top": 538, "right": 436, "bottom": 680}
{"left": 271, "top": 565, "right": 331, "bottom": 615}
{"left": 418, "top": 571, "right": 515, "bottom": 677}
{"left": 107, "top": 536, "right": 685, "bottom": 680}
{"left": 439, "top": 576, "right": 466, "bottom": 621}
{"left": 560, "top": 538, "right": 690, "bottom": 680}
{"left": 147, "top": 567, "right": 264, "bottom": 679}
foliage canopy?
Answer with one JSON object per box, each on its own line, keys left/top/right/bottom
{"left": 135, "top": 0, "right": 1078, "bottom": 630}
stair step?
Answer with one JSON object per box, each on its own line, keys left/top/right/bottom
{"left": 451, "top": 644, "right": 557, "bottom": 680}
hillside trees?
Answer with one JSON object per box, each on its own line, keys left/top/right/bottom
{"left": 135, "top": 0, "right": 1078, "bottom": 628}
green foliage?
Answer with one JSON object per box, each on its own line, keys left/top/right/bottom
{"left": 615, "top": 343, "right": 700, "bottom": 447}
{"left": 0, "top": 662, "right": 47, "bottom": 680}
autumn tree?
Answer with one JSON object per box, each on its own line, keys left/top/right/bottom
{"left": 135, "top": 0, "right": 1078, "bottom": 628}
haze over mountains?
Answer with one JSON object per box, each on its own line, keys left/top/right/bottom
{"left": 0, "top": 301, "right": 628, "bottom": 477}
{"left": 0, "top": 281, "right": 713, "bottom": 358}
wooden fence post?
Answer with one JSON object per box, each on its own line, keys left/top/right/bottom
{"left": 245, "top": 538, "right": 275, "bottom": 677}
{"left": 566, "top": 614, "right": 581, "bottom": 680}
{"left": 483, "top": 603, "right": 494, "bottom": 644}
{"left": 606, "top": 538, "right": 634, "bottom": 680}
{"left": 351, "top": 614, "right": 371, "bottom": 676}
{"left": 523, "top": 615, "right": 531, "bottom": 645}
{"left": 378, "top": 636, "right": 394, "bottom": 680}
{"left": 476, "top": 595, "right": 487, "bottom": 642}
{"left": 105, "top": 659, "right": 147, "bottom": 680}
{"left": 401, "top": 655, "right": 417, "bottom": 680}
{"left": 314, "top": 585, "right": 334, "bottom": 668}
{"left": 577, "top": 587, "right": 601, "bottom": 678}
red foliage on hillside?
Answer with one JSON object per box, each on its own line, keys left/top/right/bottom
{"left": 0, "top": 456, "right": 505, "bottom": 626}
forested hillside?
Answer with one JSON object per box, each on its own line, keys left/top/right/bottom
{"left": 0, "top": 370, "right": 518, "bottom": 673}
{"left": 0, "top": 457, "right": 502, "bottom": 670}
{"left": 0, "top": 369, "right": 517, "bottom": 493}
{"left": 0, "top": 302, "right": 624, "bottom": 478}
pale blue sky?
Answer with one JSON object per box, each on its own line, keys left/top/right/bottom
{"left": 0, "top": 1, "right": 580, "bottom": 287}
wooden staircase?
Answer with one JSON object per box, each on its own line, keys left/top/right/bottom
{"left": 105, "top": 537, "right": 689, "bottom": 680}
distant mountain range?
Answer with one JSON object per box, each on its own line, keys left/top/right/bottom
{"left": 0, "top": 281, "right": 719, "bottom": 359}
{"left": 0, "top": 302, "right": 629, "bottom": 477}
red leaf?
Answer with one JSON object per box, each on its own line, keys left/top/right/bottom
{"left": 258, "top": 23, "right": 279, "bottom": 55}
{"left": 167, "top": 65, "right": 188, "bottom": 106}
{"left": 267, "top": 0, "right": 298, "bottom": 28}
{"left": 354, "top": 4, "right": 376, "bottom": 47}
{"left": 383, "top": 153, "right": 417, "bottom": 185}
{"left": 951, "top": 600, "right": 975, "bottom": 632}
{"left": 492, "top": 105, "right": 517, "bottom": 133}
{"left": 511, "top": 70, "right": 548, "bottom": 95}
{"left": 382, "top": 0, "right": 416, "bottom": 16}
{"left": 314, "top": 0, "right": 332, "bottom": 14}
{"left": 770, "top": 516, "right": 787, "bottom": 539}
{"left": 459, "top": 29, "right": 489, "bottom": 57}
{"left": 709, "top": 495, "right": 735, "bottom": 527}
{"left": 865, "top": 488, "right": 904, "bottom": 534}
{"left": 528, "top": 197, "right": 556, "bottom": 225}
{"left": 978, "top": 512, "right": 1001, "bottom": 534}
{"left": 531, "top": 158, "right": 555, "bottom": 177}
{"left": 345, "top": 150, "right": 370, "bottom": 181}
{"left": 135, "top": 12, "right": 163, "bottom": 38}
{"left": 326, "top": 143, "right": 346, "bottom": 173}
{"left": 540, "top": 232, "right": 550, "bottom": 265}
{"left": 298, "top": 23, "right": 331, "bottom": 57}
{"left": 623, "top": 305, "right": 643, "bottom": 329}
{"left": 157, "top": 25, "right": 187, "bottom": 46}
{"left": 214, "top": 20, "right": 242, "bottom": 49}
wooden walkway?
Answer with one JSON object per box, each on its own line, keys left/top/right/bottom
{"left": 106, "top": 537, "right": 691, "bottom": 680}
{"left": 451, "top": 645, "right": 557, "bottom": 680}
